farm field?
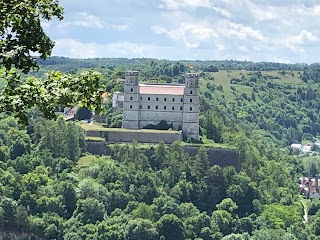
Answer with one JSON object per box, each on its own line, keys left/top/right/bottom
{"left": 199, "top": 70, "right": 303, "bottom": 102}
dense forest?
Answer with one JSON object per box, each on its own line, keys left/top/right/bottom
{"left": 0, "top": 114, "right": 317, "bottom": 240}
{"left": 0, "top": 56, "right": 320, "bottom": 239}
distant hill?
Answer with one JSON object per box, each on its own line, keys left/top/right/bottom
{"left": 35, "top": 56, "right": 312, "bottom": 74}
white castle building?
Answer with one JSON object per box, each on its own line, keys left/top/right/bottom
{"left": 122, "top": 71, "right": 199, "bottom": 139}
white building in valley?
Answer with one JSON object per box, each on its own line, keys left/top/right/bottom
{"left": 122, "top": 71, "right": 199, "bottom": 139}
{"left": 112, "top": 91, "right": 124, "bottom": 109}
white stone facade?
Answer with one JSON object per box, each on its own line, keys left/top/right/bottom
{"left": 122, "top": 71, "right": 199, "bottom": 139}
{"left": 112, "top": 91, "right": 124, "bottom": 108}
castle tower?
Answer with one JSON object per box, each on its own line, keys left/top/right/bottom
{"left": 122, "top": 71, "right": 140, "bottom": 129}
{"left": 182, "top": 73, "right": 200, "bottom": 139}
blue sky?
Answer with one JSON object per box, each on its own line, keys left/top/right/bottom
{"left": 45, "top": 0, "right": 320, "bottom": 63}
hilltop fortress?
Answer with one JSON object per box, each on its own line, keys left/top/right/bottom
{"left": 122, "top": 71, "right": 200, "bottom": 139}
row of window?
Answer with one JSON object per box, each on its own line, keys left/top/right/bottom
{"left": 130, "top": 88, "right": 194, "bottom": 95}
{"left": 139, "top": 113, "right": 193, "bottom": 118}
{"left": 145, "top": 96, "right": 184, "bottom": 102}
{"left": 129, "top": 105, "right": 193, "bottom": 111}
{"left": 129, "top": 96, "right": 194, "bottom": 103}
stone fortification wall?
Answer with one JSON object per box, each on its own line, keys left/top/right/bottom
{"left": 86, "top": 130, "right": 102, "bottom": 137}
{"left": 0, "top": 233, "right": 31, "bottom": 240}
{"left": 86, "top": 141, "right": 107, "bottom": 155}
{"left": 85, "top": 140, "right": 240, "bottom": 170}
{"left": 184, "top": 147, "right": 240, "bottom": 171}
{"left": 107, "top": 131, "right": 182, "bottom": 144}
{"left": 144, "top": 147, "right": 240, "bottom": 171}
{"left": 92, "top": 115, "right": 106, "bottom": 122}
{"left": 85, "top": 130, "right": 182, "bottom": 144}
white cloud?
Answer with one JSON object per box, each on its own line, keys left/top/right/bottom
{"left": 151, "top": 25, "right": 168, "bottom": 35}
{"left": 250, "top": 6, "right": 280, "bottom": 22}
{"left": 70, "top": 12, "right": 104, "bottom": 29}
{"left": 41, "top": 22, "right": 50, "bottom": 29}
{"left": 239, "top": 45, "right": 249, "bottom": 52}
{"left": 159, "top": 0, "right": 212, "bottom": 10}
{"left": 277, "top": 30, "right": 320, "bottom": 53}
{"left": 159, "top": 0, "right": 232, "bottom": 18}
{"left": 108, "top": 24, "right": 128, "bottom": 31}
{"left": 218, "top": 20, "right": 265, "bottom": 41}
{"left": 217, "top": 43, "right": 225, "bottom": 51}
{"left": 212, "top": 6, "right": 232, "bottom": 18}
{"left": 106, "top": 42, "right": 146, "bottom": 56}
{"left": 57, "top": 12, "right": 129, "bottom": 32}
{"left": 53, "top": 39, "right": 168, "bottom": 58}
{"left": 48, "top": 0, "right": 320, "bottom": 63}
{"left": 290, "top": 30, "right": 318, "bottom": 45}
{"left": 152, "top": 23, "right": 217, "bottom": 48}
{"left": 54, "top": 39, "right": 98, "bottom": 58}
{"left": 295, "top": 4, "right": 320, "bottom": 17}
{"left": 52, "top": 38, "right": 227, "bottom": 60}
{"left": 253, "top": 46, "right": 261, "bottom": 52}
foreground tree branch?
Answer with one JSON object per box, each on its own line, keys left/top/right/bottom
{"left": 0, "top": 0, "right": 64, "bottom": 73}
{"left": 0, "top": 1, "right": 103, "bottom": 124}
{"left": 0, "top": 69, "right": 102, "bottom": 124}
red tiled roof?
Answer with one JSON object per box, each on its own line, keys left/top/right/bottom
{"left": 139, "top": 84, "right": 184, "bottom": 95}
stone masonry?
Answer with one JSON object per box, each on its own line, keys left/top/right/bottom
{"left": 122, "top": 71, "right": 199, "bottom": 139}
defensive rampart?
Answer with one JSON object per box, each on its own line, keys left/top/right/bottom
{"left": 83, "top": 128, "right": 240, "bottom": 170}
{"left": 85, "top": 129, "right": 182, "bottom": 144}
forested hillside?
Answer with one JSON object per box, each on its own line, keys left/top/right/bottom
{"left": 0, "top": 115, "right": 317, "bottom": 239}
{"left": 34, "top": 57, "right": 320, "bottom": 146}
{"left": 0, "top": 57, "right": 320, "bottom": 239}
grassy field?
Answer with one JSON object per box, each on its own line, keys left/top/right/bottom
{"left": 78, "top": 154, "right": 97, "bottom": 166}
{"left": 210, "top": 70, "right": 302, "bottom": 84}
{"left": 84, "top": 136, "right": 105, "bottom": 142}
{"left": 300, "top": 155, "right": 320, "bottom": 162}
{"left": 79, "top": 122, "right": 180, "bottom": 134}
{"left": 200, "top": 70, "right": 303, "bottom": 102}
{"left": 107, "top": 142, "right": 159, "bottom": 149}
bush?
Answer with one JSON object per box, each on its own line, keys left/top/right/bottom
{"left": 143, "top": 120, "right": 173, "bottom": 130}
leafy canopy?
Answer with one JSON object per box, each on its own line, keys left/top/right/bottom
{"left": 0, "top": 1, "right": 102, "bottom": 124}
{"left": 0, "top": 69, "right": 102, "bottom": 124}
{"left": 0, "top": 0, "right": 63, "bottom": 73}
